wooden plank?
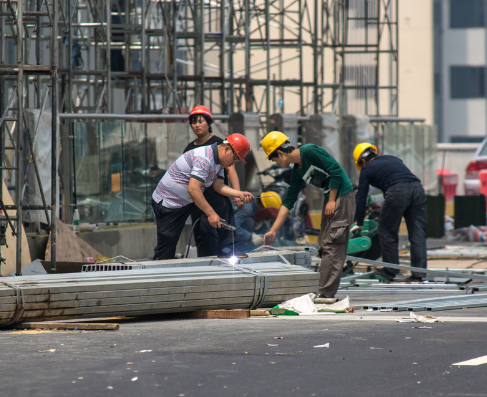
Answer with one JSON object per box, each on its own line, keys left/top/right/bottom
{"left": 1, "top": 181, "right": 31, "bottom": 276}
{"left": 11, "top": 322, "right": 119, "bottom": 331}
{"left": 188, "top": 310, "right": 251, "bottom": 319}
{"left": 250, "top": 310, "right": 270, "bottom": 316}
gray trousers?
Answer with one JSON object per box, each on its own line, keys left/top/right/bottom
{"left": 317, "top": 190, "right": 356, "bottom": 297}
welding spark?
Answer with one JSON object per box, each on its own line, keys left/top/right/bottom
{"left": 228, "top": 256, "right": 239, "bottom": 266}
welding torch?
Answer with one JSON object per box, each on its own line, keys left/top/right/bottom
{"left": 234, "top": 195, "right": 274, "bottom": 202}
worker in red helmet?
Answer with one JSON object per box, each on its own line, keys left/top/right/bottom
{"left": 182, "top": 106, "right": 246, "bottom": 257}
{"left": 152, "top": 129, "right": 254, "bottom": 260}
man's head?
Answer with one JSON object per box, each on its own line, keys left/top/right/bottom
{"left": 353, "top": 142, "right": 377, "bottom": 171}
{"left": 256, "top": 191, "right": 282, "bottom": 220}
{"left": 218, "top": 133, "right": 250, "bottom": 168}
{"left": 188, "top": 105, "right": 213, "bottom": 137}
{"left": 262, "top": 131, "right": 295, "bottom": 168}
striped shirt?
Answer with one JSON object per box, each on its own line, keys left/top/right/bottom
{"left": 152, "top": 143, "right": 224, "bottom": 208}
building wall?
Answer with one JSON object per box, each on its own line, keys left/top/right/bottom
{"left": 398, "top": 0, "right": 434, "bottom": 124}
{"left": 436, "top": 0, "right": 487, "bottom": 142}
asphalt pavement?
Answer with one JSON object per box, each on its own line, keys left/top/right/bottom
{"left": 1, "top": 236, "right": 486, "bottom": 397}
{"left": 1, "top": 295, "right": 486, "bottom": 397}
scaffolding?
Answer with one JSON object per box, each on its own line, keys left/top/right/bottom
{"left": 0, "top": 0, "right": 398, "bottom": 274}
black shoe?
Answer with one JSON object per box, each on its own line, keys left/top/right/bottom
{"left": 373, "top": 267, "right": 397, "bottom": 281}
{"left": 404, "top": 276, "right": 423, "bottom": 283}
{"left": 314, "top": 294, "right": 338, "bottom": 304}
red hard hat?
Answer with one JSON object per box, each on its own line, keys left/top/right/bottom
{"left": 188, "top": 105, "right": 212, "bottom": 122}
{"left": 225, "top": 133, "right": 250, "bottom": 164}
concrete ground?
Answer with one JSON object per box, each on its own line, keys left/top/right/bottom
{"left": 2, "top": 236, "right": 487, "bottom": 397}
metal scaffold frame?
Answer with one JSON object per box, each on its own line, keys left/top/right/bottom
{"left": 0, "top": 0, "right": 398, "bottom": 275}
{"left": 0, "top": 0, "right": 58, "bottom": 275}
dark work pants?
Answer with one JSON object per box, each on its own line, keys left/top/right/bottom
{"left": 152, "top": 190, "right": 234, "bottom": 260}
{"left": 378, "top": 181, "right": 427, "bottom": 278}
{"left": 191, "top": 188, "right": 235, "bottom": 257}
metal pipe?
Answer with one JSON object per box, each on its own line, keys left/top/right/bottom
{"left": 59, "top": 113, "right": 230, "bottom": 120}
{"left": 51, "top": 0, "right": 58, "bottom": 273}
{"left": 15, "top": 0, "right": 23, "bottom": 276}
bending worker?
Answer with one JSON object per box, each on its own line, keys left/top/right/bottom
{"left": 262, "top": 131, "right": 355, "bottom": 304}
{"left": 183, "top": 105, "right": 242, "bottom": 257}
{"left": 352, "top": 143, "right": 427, "bottom": 282}
{"left": 152, "top": 133, "right": 254, "bottom": 260}
{"left": 233, "top": 191, "right": 282, "bottom": 253}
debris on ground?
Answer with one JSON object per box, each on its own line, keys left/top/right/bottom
{"left": 396, "top": 312, "right": 439, "bottom": 323}
{"left": 272, "top": 293, "right": 355, "bottom": 315}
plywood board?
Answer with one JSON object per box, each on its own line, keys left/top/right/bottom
{"left": 45, "top": 218, "right": 102, "bottom": 262}
{"left": 1, "top": 181, "right": 31, "bottom": 276}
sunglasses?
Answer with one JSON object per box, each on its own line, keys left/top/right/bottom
{"left": 230, "top": 147, "right": 240, "bottom": 162}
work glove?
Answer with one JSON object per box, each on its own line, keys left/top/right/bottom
{"left": 350, "top": 225, "right": 363, "bottom": 237}
{"left": 251, "top": 233, "right": 264, "bottom": 246}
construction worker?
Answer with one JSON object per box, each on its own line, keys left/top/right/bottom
{"left": 262, "top": 131, "right": 355, "bottom": 303}
{"left": 152, "top": 133, "right": 254, "bottom": 260}
{"left": 352, "top": 143, "right": 427, "bottom": 282}
{"left": 233, "top": 191, "right": 282, "bottom": 253}
{"left": 183, "top": 105, "right": 243, "bottom": 257}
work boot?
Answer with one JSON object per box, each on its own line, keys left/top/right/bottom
{"left": 373, "top": 267, "right": 396, "bottom": 281}
{"left": 314, "top": 294, "right": 338, "bottom": 304}
{"left": 404, "top": 276, "right": 423, "bottom": 283}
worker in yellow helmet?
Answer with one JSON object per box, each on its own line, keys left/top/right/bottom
{"left": 233, "top": 191, "right": 282, "bottom": 253}
{"left": 261, "top": 131, "right": 355, "bottom": 304}
{"left": 353, "top": 143, "right": 427, "bottom": 282}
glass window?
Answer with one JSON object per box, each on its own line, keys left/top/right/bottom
{"left": 450, "top": 0, "right": 485, "bottom": 28}
{"left": 450, "top": 66, "right": 485, "bottom": 99}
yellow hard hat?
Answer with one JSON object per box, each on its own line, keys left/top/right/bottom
{"left": 262, "top": 131, "right": 290, "bottom": 159}
{"left": 260, "top": 191, "right": 282, "bottom": 209}
{"left": 353, "top": 142, "right": 377, "bottom": 171}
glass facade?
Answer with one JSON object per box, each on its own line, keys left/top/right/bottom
{"left": 73, "top": 121, "right": 210, "bottom": 224}
{"left": 382, "top": 123, "right": 438, "bottom": 193}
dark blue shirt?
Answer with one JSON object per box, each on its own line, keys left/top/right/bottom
{"left": 356, "top": 155, "right": 420, "bottom": 226}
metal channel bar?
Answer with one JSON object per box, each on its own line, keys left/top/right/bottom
{"left": 362, "top": 293, "right": 487, "bottom": 311}
{"left": 346, "top": 255, "right": 487, "bottom": 281}
{"left": 59, "top": 113, "right": 230, "bottom": 120}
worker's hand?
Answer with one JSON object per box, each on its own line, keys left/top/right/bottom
{"left": 237, "top": 191, "right": 254, "bottom": 204}
{"left": 251, "top": 233, "right": 264, "bottom": 246}
{"left": 207, "top": 213, "right": 222, "bottom": 228}
{"left": 234, "top": 199, "right": 245, "bottom": 210}
{"left": 350, "top": 225, "right": 363, "bottom": 237}
{"left": 325, "top": 200, "right": 336, "bottom": 220}
{"left": 263, "top": 230, "right": 277, "bottom": 246}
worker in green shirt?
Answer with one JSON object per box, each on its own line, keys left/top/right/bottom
{"left": 262, "top": 131, "right": 355, "bottom": 303}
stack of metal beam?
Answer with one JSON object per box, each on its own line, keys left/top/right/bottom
{"left": 0, "top": 254, "right": 318, "bottom": 327}
{"left": 361, "top": 293, "right": 487, "bottom": 312}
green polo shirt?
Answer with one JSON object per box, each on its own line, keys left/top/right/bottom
{"left": 282, "top": 144, "right": 353, "bottom": 210}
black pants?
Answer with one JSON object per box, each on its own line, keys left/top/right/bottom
{"left": 152, "top": 190, "right": 234, "bottom": 260}
{"left": 378, "top": 181, "right": 427, "bottom": 278}
{"left": 190, "top": 188, "right": 235, "bottom": 257}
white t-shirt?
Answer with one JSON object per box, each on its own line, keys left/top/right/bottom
{"left": 152, "top": 143, "right": 224, "bottom": 209}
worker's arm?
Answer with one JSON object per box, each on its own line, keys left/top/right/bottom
{"left": 227, "top": 165, "right": 240, "bottom": 190}
{"left": 226, "top": 165, "right": 244, "bottom": 209}
{"left": 262, "top": 205, "right": 290, "bottom": 246}
{"left": 188, "top": 178, "right": 221, "bottom": 228}
{"left": 212, "top": 178, "right": 254, "bottom": 203}
{"left": 324, "top": 188, "right": 338, "bottom": 219}
{"left": 355, "top": 171, "right": 371, "bottom": 226}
